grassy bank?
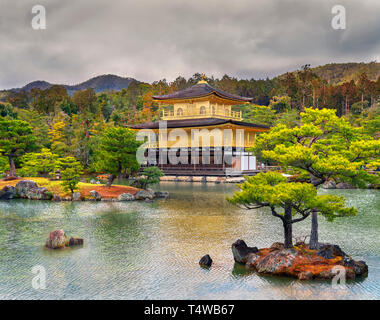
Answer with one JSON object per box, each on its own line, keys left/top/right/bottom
{"left": 0, "top": 177, "right": 140, "bottom": 198}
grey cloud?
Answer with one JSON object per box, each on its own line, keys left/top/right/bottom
{"left": 0, "top": 0, "right": 379, "bottom": 89}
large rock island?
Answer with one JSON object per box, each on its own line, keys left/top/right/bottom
{"left": 232, "top": 240, "right": 368, "bottom": 280}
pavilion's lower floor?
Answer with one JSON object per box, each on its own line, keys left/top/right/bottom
{"left": 141, "top": 147, "right": 258, "bottom": 176}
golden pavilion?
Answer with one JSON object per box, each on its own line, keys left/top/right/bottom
{"left": 131, "top": 79, "right": 269, "bottom": 176}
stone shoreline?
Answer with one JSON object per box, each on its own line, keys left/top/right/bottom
{"left": 160, "top": 175, "right": 375, "bottom": 188}
{"left": 0, "top": 179, "right": 169, "bottom": 202}
{"left": 160, "top": 176, "right": 245, "bottom": 183}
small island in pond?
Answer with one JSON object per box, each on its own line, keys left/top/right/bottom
{"left": 231, "top": 240, "right": 368, "bottom": 280}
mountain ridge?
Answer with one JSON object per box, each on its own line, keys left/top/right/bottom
{"left": 8, "top": 74, "right": 136, "bottom": 95}
{"left": 5, "top": 61, "right": 380, "bottom": 94}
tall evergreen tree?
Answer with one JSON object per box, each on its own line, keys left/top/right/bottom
{"left": 96, "top": 127, "right": 143, "bottom": 187}
{"left": 0, "top": 119, "right": 36, "bottom": 176}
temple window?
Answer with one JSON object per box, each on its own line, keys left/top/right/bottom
{"left": 177, "top": 108, "right": 183, "bottom": 116}
{"left": 200, "top": 106, "right": 206, "bottom": 115}
{"left": 225, "top": 109, "right": 229, "bottom": 116}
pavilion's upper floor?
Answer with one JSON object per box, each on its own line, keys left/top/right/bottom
{"left": 153, "top": 80, "right": 252, "bottom": 121}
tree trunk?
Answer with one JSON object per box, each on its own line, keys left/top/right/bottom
{"left": 309, "top": 174, "right": 323, "bottom": 250}
{"left": 301, "top": 92, "right": 305, "bottom": 112}
{"left": 8, "top": 155, "right": 16, "bottom": 177}
{"left": 106, "top": 174, "right": 116, "bottom": 188}
{"left": 309, "top": 210, "right": 319, "bottom": 249}
{"left": 283, "top": 204, "right": 293, "bottom": 249}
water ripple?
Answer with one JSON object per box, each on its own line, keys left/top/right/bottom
{"left": 0, "top": 185, "right": 378, "bottom": 299}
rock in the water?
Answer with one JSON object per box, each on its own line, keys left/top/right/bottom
{"left": 90, "top": 179, "right": 97, "bottom": 184}
{"left": 26, "top": 187, "right": 52, "bottom": 200}
{"left": 89, "top": 190, "right": 101, "bottom": 201}
{"left": 46, "top": 229, "right": 66, "bottom": 249}
{"left": 317, "top": 243, "right": 346, "bottom": 259}
{"left": 199, "top": 254, "right": 213, "bottom": 267}
{"left": 0, "top": 185, "right": 16, "bottom": 200}
{"left": 15, "top": 180, "right": 38, "bottom": 198}
{"left": 117, "top": 192, "right": 135, "bottom": 201}
{"left": 336, "top": 182, "right": 354, "bottom": 189}
{"left": 68, "top": 237, "right": 84, "bottom": 246}
{"left": 134, "top": 190, "right": 155, "bottom": 200}
{"left": 343, "top": 257, "right": 368, "bottom": 276}
{"left": 72, "top": 192, "right": 81, "bottom": 201}
{"left": 323, "top": 180, "right": 336, "bottom": 189}
{"left": 231, "top": 239, "right": 259, "bottom": 264}
{"left": 255, "top": 249, "right": 298, "bottom": 274}
{"left": 154, "top": 191, "right": 169, "bottom": 199}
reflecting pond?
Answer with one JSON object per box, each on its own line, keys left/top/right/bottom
{"left": 0, "top": 182, "right": 379, "bottom": 299}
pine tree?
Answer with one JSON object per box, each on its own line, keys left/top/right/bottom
{"left": 0, "top": 119, "right": 36, "bottom": 176}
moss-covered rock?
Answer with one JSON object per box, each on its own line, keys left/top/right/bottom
{"left": 233, "top": 240, "right": 368, "bottom": 280}
{"left": 46, "top": 230, "right": 66, "bottom": 249}
{"left": 0, "top": 185, "right": 16, "bottom": 200}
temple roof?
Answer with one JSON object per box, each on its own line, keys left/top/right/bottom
{"left": 130, "top": 118, "right": 269, "bottom": 130}
{"left": 152, "top": 82, "right": 253, "bottom": 103}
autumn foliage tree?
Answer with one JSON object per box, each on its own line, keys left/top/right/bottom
{"left": 20, "top": 148, "right": 58, "bottom": 177}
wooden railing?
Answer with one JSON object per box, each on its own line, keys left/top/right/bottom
{"left": 161, "top": 110, "right": 242, "bottom": 121}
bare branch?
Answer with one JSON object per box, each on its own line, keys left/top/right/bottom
{"left": 270, "top": 206, "right": 285, "bottom": 222}
{"left": 291, "top": 212, "right": 311, "bottom": 224}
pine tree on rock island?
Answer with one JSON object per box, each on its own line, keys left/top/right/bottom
{"left": 228, "top": 172, "right": 356, "bottom": 248}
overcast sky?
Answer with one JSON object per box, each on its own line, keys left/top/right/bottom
{"left": 0, "top": 0, "right": 379, "bottom": 89}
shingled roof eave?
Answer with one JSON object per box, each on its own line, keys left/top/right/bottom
{"left": 153, "top": 92, "right": 251, "bottom": 103}
{"left": 129, "top": 118, "right": 270, "bottom": 130}
{"left": 152, "top": 83, "right": 252, "bottom": 103}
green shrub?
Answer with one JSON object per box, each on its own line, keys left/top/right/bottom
{"left": 134, "top": 167, "right": 164, "bottom": 189}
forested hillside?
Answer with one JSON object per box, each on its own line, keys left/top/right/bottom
{"left": 310, "top": 62, "right": 380, "bottom": 84}
{"left": 0, "top": 62, "right": 379, "bottom": 175}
